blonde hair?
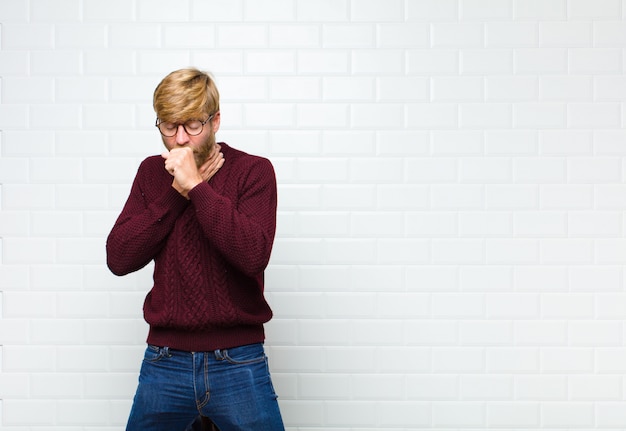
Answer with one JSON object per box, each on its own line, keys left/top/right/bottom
{"left": 153, "top": 68, "right": 220, "bottom": 122}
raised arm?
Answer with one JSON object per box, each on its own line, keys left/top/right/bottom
{"left": 188, "top": 157, "right": 277, "bottom": 277}
{"left": 106, "top": 158, "right": 189, "bottom": 276}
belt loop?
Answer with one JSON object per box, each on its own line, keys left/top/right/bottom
{"left": 163, "top": 346, "right": 171, "bottom": 357}
{"left": 214, "top": 349, "right": 225, "bottom": 360}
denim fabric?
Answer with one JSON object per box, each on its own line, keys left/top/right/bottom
{"left": 125, "top": 343, "right": 285, "bottom": 431}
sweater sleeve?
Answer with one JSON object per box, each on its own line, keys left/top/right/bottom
{"left": 106, "top": 159, "right": 189, "bottom": 276}
{"left": 187, "top": 156, "right": 277, "bottom": 277}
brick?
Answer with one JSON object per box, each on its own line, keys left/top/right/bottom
{"left": 2, "top": 77, "right": 54, "bottom": 103}
{"left": 486, "top": 130, "right": 538, "bottom": 155}
{"left": 487, "top": 76, "right": 538, "bottom": 101}
{"left": 487, "top": 293, "right": 540, "bottom": 318}
{"left": 459, "top": 321, "right": 512, "bottom": 345}
{"left": 407, "top": 103, "right": 458, "bottom": 129}
{"left": 486, "top": 348, "right": 539, "bottom": 373}
{"left": 569, "top": 266, "right": 622, "bottom": 291}
{"left": 569, "top": 48, "right": 622, "bottom": 73}
{"left": 351, "top": 211, "right": 404, "bottom": 237}
{"left": 514, "top": 0, "right": 566, "bottom": 19}
{"left": 486, "top": 239, "right": 539, "bottom": 264}
{"left": 323, "top": 131, "right": 375, "bottom": 155}
{"left": 513, "top": 157, "right": 566, "bottom": 182}
{"left": 540, "top": 75, "right": 593, "bottom": 101}
{"left": 595, "top": 130, "right": 626, "bottom": 155}
{"left": 325, "top": 239, "right": 377, "bottom": 264}
{"left": 55, "top": 24, "right": 106, "bottom": 49}
{"left": 351, "top": 0, "right": 404, "bottom": 22}
{"left": 515, "top": 266, "right": 568, "bottom": 292}
{"left": 432, "top": 23, "right": 485, "bottom": 47}
{"left": 540, "top": 22, "right": 592, "bottom": 47}
{"left": 378, "top": 23, "right": 430, "bottom": 48}
{"left": 540, "top": 239, "right": 594, "bottom": 264}
{"left": 539, "top": 185, "right": 593, "bottom": 209}
{"left": 0, "top": 0, "right": 28, "bottom": 21}
{"left": 569, "top": 0, "right": 622, "bottom": 19}
{"left": 540, "top": 348, "right": 594, "bottom": 372}
{"left": 246, "top": 51, "right": 296, "bottom": 74}
{"left": 594, "top": 21, "right": 626, "bottom": 46}
{"left": 109, "top": 24, "right": 161, "bottom": 48}
{"left": 541, "top": 402, "right": 594, "bottom": 427}
{"left": 514, "top": 212, "right": 567, "bottom": 236}
{"left": 243, "top": 0, "right": 294, "bottom": 21}
{"left": 323, "top": 24, "right": 375, "bottom": 48}
{"left": 432, "top": 184, "right": 485, "bottom": 209}
{"left": 432, "top": 239, "right": 485, "bottom": 264}
{"left": 540, "top": 129, "right": 592, "bottom": 155}
{"left": 461, "top": 0, "right": 512, "bottom": 20}
{"left": 407, "top": 212, "right": 457, "bottom": 237}
{"left": 541, "top": 294, "right": 594, "bottom": 319}
{"left": 486, "top": 22, "right": 537, "bottom": 47}
{"left": 1, "top": 24, "right": 54, "bottom": 49}
{"left": 217, "top": 24, "right": 267, "bottom": 48}
{"left": 295, "top": 0, "right": 348, "bottom": 21}
{"left": 352, "top": 49, "right": 404, "bottom": 75}
{"left": 83, "top": 0, "right": 134, "bottom": 21}
{"left": 514, "top": 103, "right": 566, "bottom": 128}
{"left": 515, "top": 48, "right": 568, "bottom": 74}
{"left": 407, "top": 375, "right": 458, "bottom": 399}
{"left": 459, "top": 212, "right": 511, "bottom": 236}
{"left": 407, "top": 49, "right": 459, "bottom": 75}
{"left": 433, "top": 76, "right": 484, "bottom": 101}
{"left": 432, "top": 402, "right": 485, "bottom": 427}
{"left": 461, "top": 375, "right": 512, "bottom": 399}
{"left": 269, "top": 25, "right": 320, "bottom": 48}
{"left": 460, "top": 157, "right": 512, "bottom": 182}
{"left": 461, "top": 103, "right": 512, "bottom": 128}
{"left": 514, "top": 321, "right": 568, "bottom": 345}
{"left": 460, "top": 265, "right": 512, "bottom": 292}
{"left": 351, "top": 103, "right": 404, "bottom": 129}
{"left": 487, "top": 402, "right": 540, "bottom": 427}
{"left": 568, "top": 321, "right": 622, "bottom": 346}
{"left": 297, "top": 103, "right": 347, "bottom": 128}
{"left": 406, "top": 157, "right": 457, "bottom": 183}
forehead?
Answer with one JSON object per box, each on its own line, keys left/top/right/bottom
{"left": 161, "top": 114, "right": 206, "bottom": 123}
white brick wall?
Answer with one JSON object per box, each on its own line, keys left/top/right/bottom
{"left": 1, "top": 0, "right": 626, "bottom": 429}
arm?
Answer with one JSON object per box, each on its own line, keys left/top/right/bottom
{"left": 188, "top": 157, "right": 277, "bottom": 277}
{"left": 106, "top": 160, "right": 189, "bottom": 276}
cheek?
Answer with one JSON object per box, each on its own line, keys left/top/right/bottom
{"left": 162, "top": 137, "right": 175, "bottom": 151}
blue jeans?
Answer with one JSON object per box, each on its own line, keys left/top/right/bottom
{"left": 125, "top": 343, "right": 285, "bottom": 431}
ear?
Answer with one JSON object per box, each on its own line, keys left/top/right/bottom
{"left": 211, "top": 111, "right": 221, "bottom": 133}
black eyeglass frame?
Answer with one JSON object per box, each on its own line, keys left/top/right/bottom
{"left": 155, "top": 113, "right": 216, "bottom": 137}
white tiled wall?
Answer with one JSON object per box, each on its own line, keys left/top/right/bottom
{"left": 2, "top": 0, "right": 626, "bottom": 429}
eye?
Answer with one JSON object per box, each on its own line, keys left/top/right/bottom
{"left": 161, "top": 122, "right": 176, "bottom": 131}
{"left": 185, "top": 120, "right": 202, "bottom": 131}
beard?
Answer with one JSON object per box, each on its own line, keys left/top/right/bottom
{"left": 192, "top": 131, "right": 216, "bottom": 167}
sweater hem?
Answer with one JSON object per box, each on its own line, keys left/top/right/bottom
{"left": 146, "top": 324, "right": 266, "bottom": 352}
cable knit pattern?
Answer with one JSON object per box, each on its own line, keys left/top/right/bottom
{"left": 106, "top": 143, "right": 277, "bottom": 351}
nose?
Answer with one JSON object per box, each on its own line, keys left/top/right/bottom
{"left": 174, "top": 124, "right": 189, "bottom": 145}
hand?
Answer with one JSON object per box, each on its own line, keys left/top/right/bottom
{"left": 198, "top": 144, "right": 225, "bottom": 183}
{"left": 161, "top": 147, "right": 203, "bottom": 198}
{"left": 161, "top": 145, "right": 224, "bottom": 198}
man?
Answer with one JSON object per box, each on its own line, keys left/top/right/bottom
{"left": 106, "top": 68, "right": 284, "bottom": 431}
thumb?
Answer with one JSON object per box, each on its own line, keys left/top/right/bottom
{"left": 161, "top": 151, "right": 170, "bottom": 159}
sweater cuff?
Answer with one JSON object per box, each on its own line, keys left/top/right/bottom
{"left": 158, "top": 184, "right": 190, "bottom": 213}
{"left": 188, "top": 180, "right": 217, "bottom": 202}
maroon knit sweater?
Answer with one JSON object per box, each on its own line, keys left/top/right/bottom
{"left": 106, "top": 143, "right": 277, "bottom": 351}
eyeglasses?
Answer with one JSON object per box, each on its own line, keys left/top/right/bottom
{"left": 155, "top": 114, "right": 215, "bottom": 137}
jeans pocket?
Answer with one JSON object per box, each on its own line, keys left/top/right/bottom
{"left": 143, "top": 345, "right": 167, "bottom": 362}
{"left": 221, "top": 343, "right": 266, "bottom": 365}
